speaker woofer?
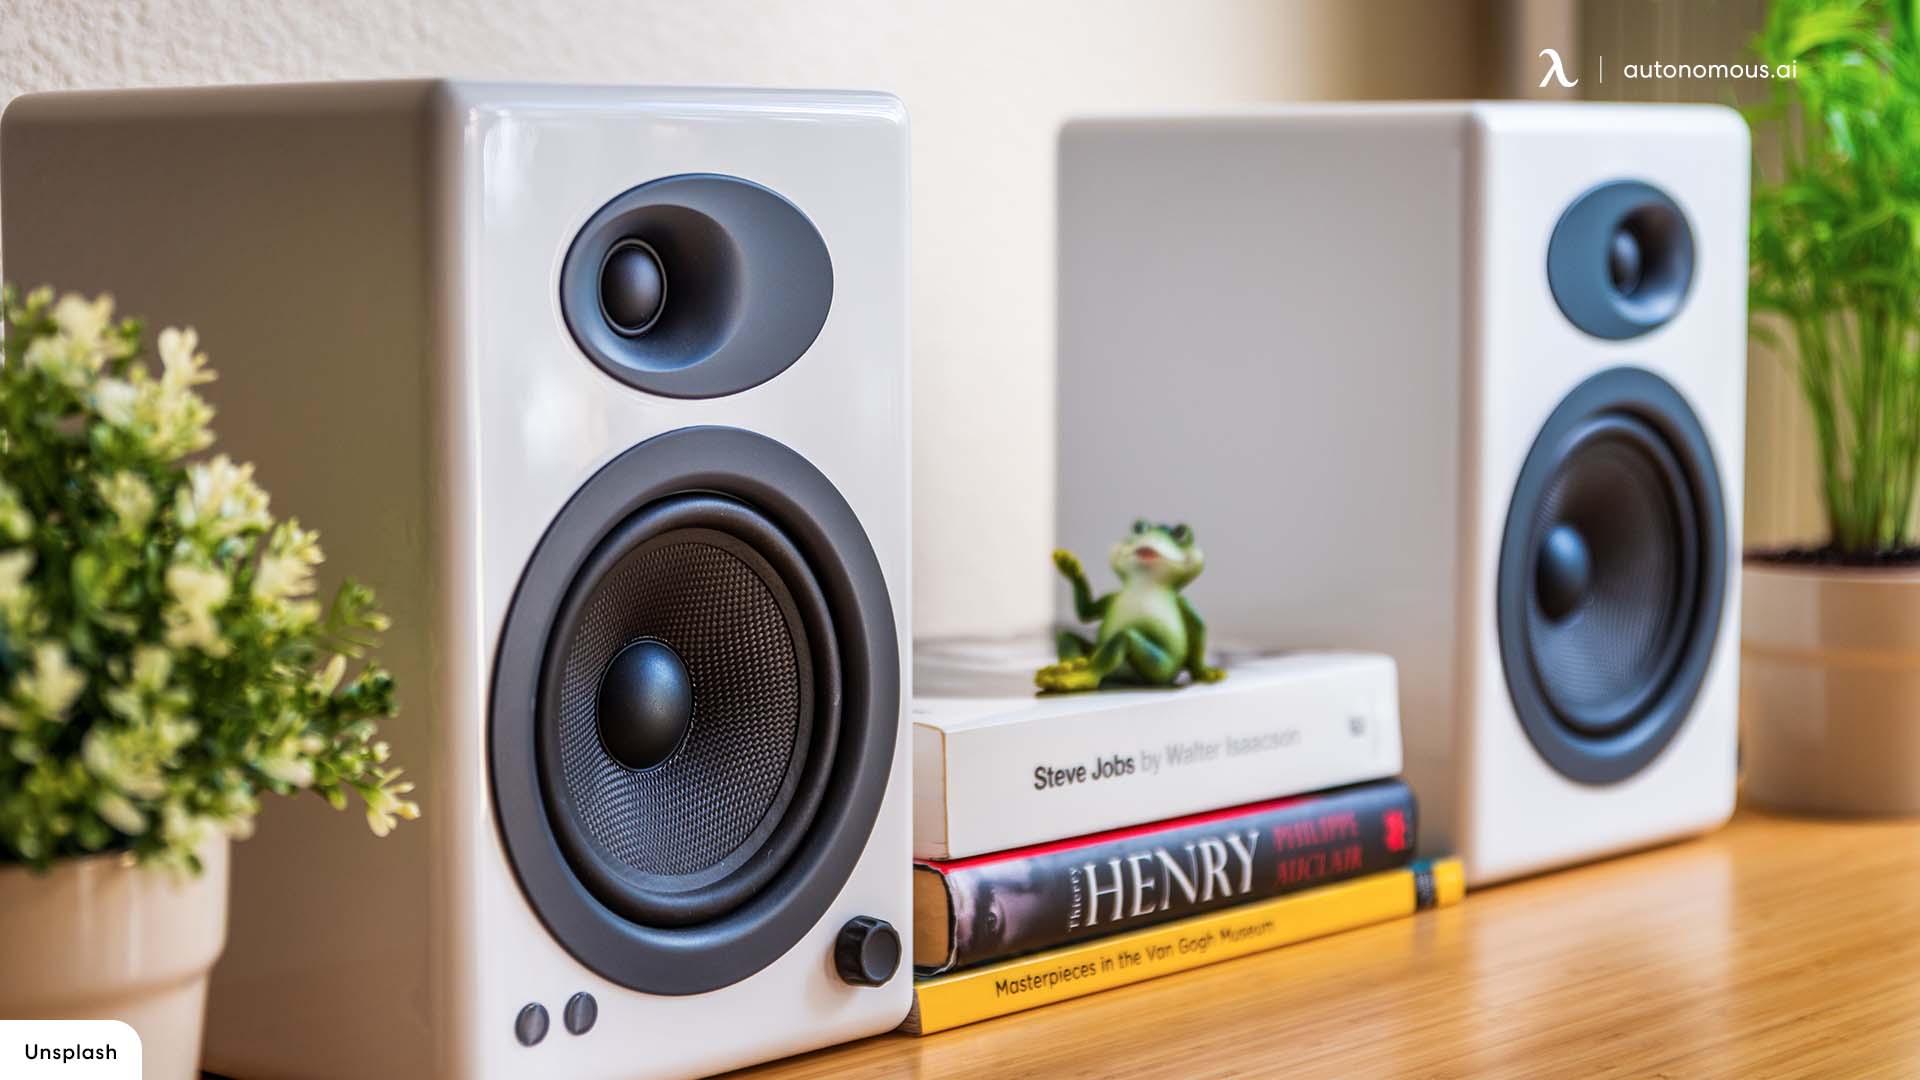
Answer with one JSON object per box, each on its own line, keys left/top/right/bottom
{"left": 537, "top": 495, "right": 840, "bottom": 928}
{"left": 1497, "top": 367, "right": 1727, "bottom": 784}
{"left": 491, "top": 427, "right": 899, "bottom": 996}
{"left": 1524, "top": 414, "right": 1698, "bottom": 736}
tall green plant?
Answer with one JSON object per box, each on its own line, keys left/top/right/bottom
{"left": 1751, "top": 0, "right": 1920, "bottom": 553}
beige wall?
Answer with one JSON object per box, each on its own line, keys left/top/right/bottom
{"left": 0, "top": 0, "right": 1490, "bottom": 639}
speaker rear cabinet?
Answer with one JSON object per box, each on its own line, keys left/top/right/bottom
{"left": 2, "top": 82, "right": 912, "bottom": 1079}
{"left": 1057, "top": 103, "right": 1747, "bottom": 885}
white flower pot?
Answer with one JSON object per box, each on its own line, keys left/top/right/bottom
{"left": 1742, "top": 561, "right": 1920, "bottom": 814}
{"left": 0, "top": 839, "right": 227, "bottom": 1079}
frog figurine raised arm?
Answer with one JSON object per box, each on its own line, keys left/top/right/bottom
{"left": 1035, "top": 519, "right": 1227, "bottom": 693}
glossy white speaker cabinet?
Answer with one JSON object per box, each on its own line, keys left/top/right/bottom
{"left": 2, "top": 82, "right": 912, "bottom": 1078}
{"left": 1057, "top": 103, "right": 1746, "bottom": 885}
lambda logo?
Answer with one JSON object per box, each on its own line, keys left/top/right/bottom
{"left": 1539, "top": 48, "right": 1580, "bottom": 88}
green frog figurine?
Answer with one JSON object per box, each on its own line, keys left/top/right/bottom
{"left": 1035, "top": 520, "right": 1226, "bottom": 693}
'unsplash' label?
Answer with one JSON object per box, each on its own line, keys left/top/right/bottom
{"left": 0, "top": 1020, "right": 141, "bottom": 1078}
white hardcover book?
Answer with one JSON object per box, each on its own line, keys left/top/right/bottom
{"left": 912, "top": 644, "right": 1403, "bottom": 860}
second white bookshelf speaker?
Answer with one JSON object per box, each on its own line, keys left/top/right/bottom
{"left": 1056, "top": 103, "right": 1746, "bottom": 885}
{"left": 3, "top": 81, "right": 912, "bottom": 1078}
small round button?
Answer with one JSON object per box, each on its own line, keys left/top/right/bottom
{"left": 563, "top": 991, "right": 598, "bottom": 1036}
{"left": 834, "top": 915, "right": 902, "bottom": 987}
{"left": 599, "top": 239, "right": 667, "bottom": 335}
{"left": 514, "top": 1002, "right": 549, "bottom": 1047}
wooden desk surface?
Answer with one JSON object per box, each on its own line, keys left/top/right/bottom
{"left": 743, "top": 809, "right": 1920, "bottom": 1078}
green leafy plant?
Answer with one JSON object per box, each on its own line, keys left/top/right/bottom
{"left": 1750, "top": 0, "right": 1920, "bottom": 553}
{"left": 0, "top": 286, "right": 416, "bottom": 872}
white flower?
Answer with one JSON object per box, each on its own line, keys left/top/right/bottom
{"left": 253, "top": 521, "right": 326, "bottom": 621}
{"left": 0, "top": 482, "right": 30, "bottom": 542}
{"left": 81, "top": 729, "right": 164, "bottom": 799}
{"left": 157, "top": 327, "right": 214, "bottom": 391}
{"left": 362, "top": 772, "right": 420, "bottom": 838}
{"left": 52, "top": 292, "right": 114, "bottom": 344}
{"left": 0, "top": 550, "right": 30, "bottom": 593}
{"left": 0, "top": 549, "right": 34, "bottom": 621}
{"left": 92, "top": 344, "right": 216, "bottom": 460}
{"left": 16, "top": 641, "right": 84, "bottom": 717}
{"left": 366, "top": 805, "right": 397, "bottom": 837}
{"left": 92, "top": 377, "right": 137, "bottom": 426}
{"left": 167, "top": 561, "right": 231, "bottom": 609}
{"left": 253, "top": 552, "right": 316, "bottom": 603}
{"left": 175, "top": 455, "right": 269, "bottom": 539}
{"left": 23, "top": 334, "right": 100, "bottom": 388}
{"left": 163, "top": 562, "right": 233, "bottom": 656}
{"left": 94, "top": 791, "right": 148, "bottom": 836}
{"left": 138, "top": 376, "right": 217, "bottom": 460}
{"left": 160, "top": 803, "right": 213, "bottom": 850}
{"left": 102, "top": 684, "right": 145, "bottom": 724}
{"left": 130, "top": 645, "right": 172, "bottom": 692}
{"left": 95, "top": 471, "right": 157, "bottom": 534}
{"left": 316, "top": 653, "right": 347, "bottom": 695}
{"left": 257, "top": 750, "right": 315, "bottom": 788}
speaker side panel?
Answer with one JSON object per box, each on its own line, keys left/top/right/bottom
{"left": 451, "top": 85, "right": 911, "bottom": 1080}
{"left": 1464, "top": 104, "right": 1747, "bottom": 883}
{"left": 3, "top": 83, "right": 455, "bottom": 1078}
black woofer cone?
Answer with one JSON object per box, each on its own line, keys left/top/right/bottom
{"left": 1497, "top": 368, "right": 1727, "bottom": 784}
{"left": 1524, "top": 414, "right": 1698, "bottom": 736}
{"left": 490, "top": 427, "right": 899, "bottom": 996}
{"left": 537, "top": 495, "right": 840, "bottom": 928}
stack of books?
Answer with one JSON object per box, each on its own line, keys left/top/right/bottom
{"left": 905, "top": 643, "right": 1463, "bottom": 1034}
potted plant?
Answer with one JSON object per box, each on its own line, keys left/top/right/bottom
{"left": 1744, "top": 0, "right": 1920, "bottom": 813}
{"left": 0, "top": 287, "right": 417, "bottom": 1078}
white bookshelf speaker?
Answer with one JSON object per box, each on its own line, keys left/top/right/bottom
{"left": 1056, "top": 103, "right": 1746, "bottom": 885}
{"left": 2, "top": 82, "right": 913, "bottom": 1078}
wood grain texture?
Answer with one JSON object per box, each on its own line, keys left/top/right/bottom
{"left": 737, "top": 809, "right": 1920, "bottom": 1078}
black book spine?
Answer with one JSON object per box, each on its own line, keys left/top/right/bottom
{"left": 923, "top": 779, "right": 1416, "bottom": 973}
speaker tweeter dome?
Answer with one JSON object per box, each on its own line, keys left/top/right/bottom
{"left": 598, "top": 239, "right": 667, "bottom": 336}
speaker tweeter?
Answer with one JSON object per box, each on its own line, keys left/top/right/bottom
{"left": 1548, "top": 179, "right": 1695, "bottom": 340}
{"left": 559, "top": 174, "right": 835, "bottom": 399}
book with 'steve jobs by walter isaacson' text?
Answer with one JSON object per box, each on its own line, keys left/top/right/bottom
{"left": 902, "top": 857, "right": 1465, "bottom": 1035}
{"left": 911, "top": 647, "right": 1404, "bottom": 860}
{"left": 913, "top": 779, "right": 1416, "bottom": 974}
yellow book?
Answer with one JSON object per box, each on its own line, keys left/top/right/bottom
{"left": 902, "top": 857, "right": 1464, "bottom": 1035}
